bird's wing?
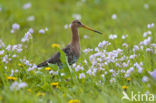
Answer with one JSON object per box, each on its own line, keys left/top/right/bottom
{"left": 37, "top": 44, "right": 71, "bottom": 67}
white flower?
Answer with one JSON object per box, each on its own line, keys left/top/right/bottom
{"left": 0, "top": 40, "right": 5, "bottom": 48}
{"left": 129, "top": 54, "right": 136, "bottom": 59}
{"left": 144, "top": 4, "right": 149, "bottom": 9}
{"left": 112, "top": 14, "right": 117, "bottom": 20}
{"left": 27, "top": 16, "right": 35, "bottom": 21}
{"left": 83, "top": 35, "right": 88, "bottom": 39}
{"left": 127, "top": 67, "right": 134, "bottom": 74}
{"left": 45, "top": 27, "right": 48, "bottom": 31}
{"left": 122, "top": 34, "right": 128, "bottom": 39}
{"left": 110, "top": 78, "right": 116, "bottom": 83}
{"left": 0, "top": 7, "right": 2, "bottom": 12}
{"left": 0, "top": 50, "right": 4, "bottom": 55}
{"left": 28, "top": 28, "right": 34, "bottom": 34}
{"left": 109, "top": 34, "right": 117, "bottom": 39}
{"left": 75, "top": 65, "right": 84, "bottom": 72}
{"left": 72, "top": 63, "right": 76, "bottom": 68}
{"left": 98, "top": 40, "right": 110, "bottom": 48}
{"left": 64, "top": 24, "right": 68, "bottom": 29}
{"left": 140, "top": 36, "right": 151, "bottom": 45}
{"left": 2, "top": 55, "right": 8, "bottom": 63}
{"left": 84, "top": 59, "right": 88, "bottom": 64}
{"left": 149, "top": 69, "right": 156, "bottom": 80}
{"left": 12, "top": 54, "right": 17, "bottom": 58}
{"left": 12, "top": 23, "right": 20, "bottom": 30}
{"left": 79, "top": 73, "right": 86, "bottom": 79}
{"left": 69, "top": 24, "right": 72, "bottom": 28}
{"left": 10, "top": 82, "right": 27, "bottom": 90}
{"left": 21, "top": 32, "right": 32, "bottom": 42}
{"left": 146, "top": 48, "right": 152, "bottom": 52}
{"left": 23, "top": 3, "right": 32, "bottom": 9}
{"left": 143, "top": 31, "right": 151, "bottom": 37}
{"left": 83, "top": 48, "right": 93, "bottom": 53}
{"left": 72, "top": 14, "right": 81, "bottom": 20}
{"left": 142, "top": 76, "right": 148, "bottom": 82}
{"left": 122, "top": 43, "right": 128, "bottom": 48}
{"left": 147, "top": 23, "right": 154, "bottom": 29}
{"left": 134, "top": 62, "right": 143, "bottom": 73}
{"left": 10, "top": 29, "right": 15, "bottom": 34}
{"left": 39, "top": 29, "right": 45, "bottom": 34}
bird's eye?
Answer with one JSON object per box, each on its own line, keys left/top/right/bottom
{"left": 77, "top": 22, "right": 81, "bottom": 25}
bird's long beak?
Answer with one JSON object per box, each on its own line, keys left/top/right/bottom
{"left": 82, "top": 24, "right": 102, "bottom": 34}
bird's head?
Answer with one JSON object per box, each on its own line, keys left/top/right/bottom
{"left": 72, "top": 20, "right": 102, "bottom": 34}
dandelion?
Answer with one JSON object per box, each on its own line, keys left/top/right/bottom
{"left": 7, "top": 76, "right": 17, "bottom": 81}
{"left": 45, "top": 67, "right": 52, "bottom": 71}
{"left": 112, "top": 14, "right": 117, "bottom": 20}
{"left": 122, "top": 86, "right": 128, "bottom": 90}
{"left": 51, "top": 43, "right": 60, "bottom": 48}
{"left": 50, "top": 82, "right": 59, "bottom": 88}
{"left": 18, "top": 63, "right": 23, "bottom": 67}
{"left": 27, "top": 88, "right": 32, "bottom": 92}
{"left": 127, "top": 78, "right": 131, "bottom": 81}
{"left": 23, "top": 3, "right": 32, "bottom": 9}
{"left": 68, "top": 99, "right": 80, "bottom": 103}
{"left": 36, "top": 92, "right": 45, "bottom": 96}
{"left": 39, "top": 29, "right": 45, "bottom": 34}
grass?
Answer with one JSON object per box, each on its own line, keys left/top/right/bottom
{"left": 0, "top": 0, "right": 156, "bottom": 103}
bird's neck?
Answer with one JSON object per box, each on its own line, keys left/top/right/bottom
{"left": 71, "top": 26, "right": 80, "bottom": 44}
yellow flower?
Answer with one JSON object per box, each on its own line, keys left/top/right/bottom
{"left": 36, "top": 92, "right": 45, "bottom": 96}
{"left": 127, "top": 78, "right": 131, "bottom": 81}
{"left": 51, "top": 43, "right": 60, "bottom": 48}
{"left": 50, "top": 82, "right": 59, "bottom": 88}
{"left": 7, "top": 76, "right": 17, "bottom": 81}
{"left": 27, "top": 89, "right": 32, "bottom": 92}
{"left": 45, "top": 67, "right": 52, "bottom": 71}
{"left": 68, "top": 99, "right": 80, "bottom": 103}
{"left": 18, "top": 63, "right": 23, "bottom": 67}
{"left": 122, "top": 86, "right": 128, "bottom": 90}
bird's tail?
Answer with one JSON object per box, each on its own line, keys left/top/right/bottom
{"left": 37, "top": 61, "right": 48, "bottom": 67}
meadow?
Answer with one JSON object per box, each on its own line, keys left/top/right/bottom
{"left": 0, "top": 0, "right": 156, "bottom": 103}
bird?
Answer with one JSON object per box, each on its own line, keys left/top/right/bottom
{"left": 37, "top": 20, "right": 102, "bottom": 68}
